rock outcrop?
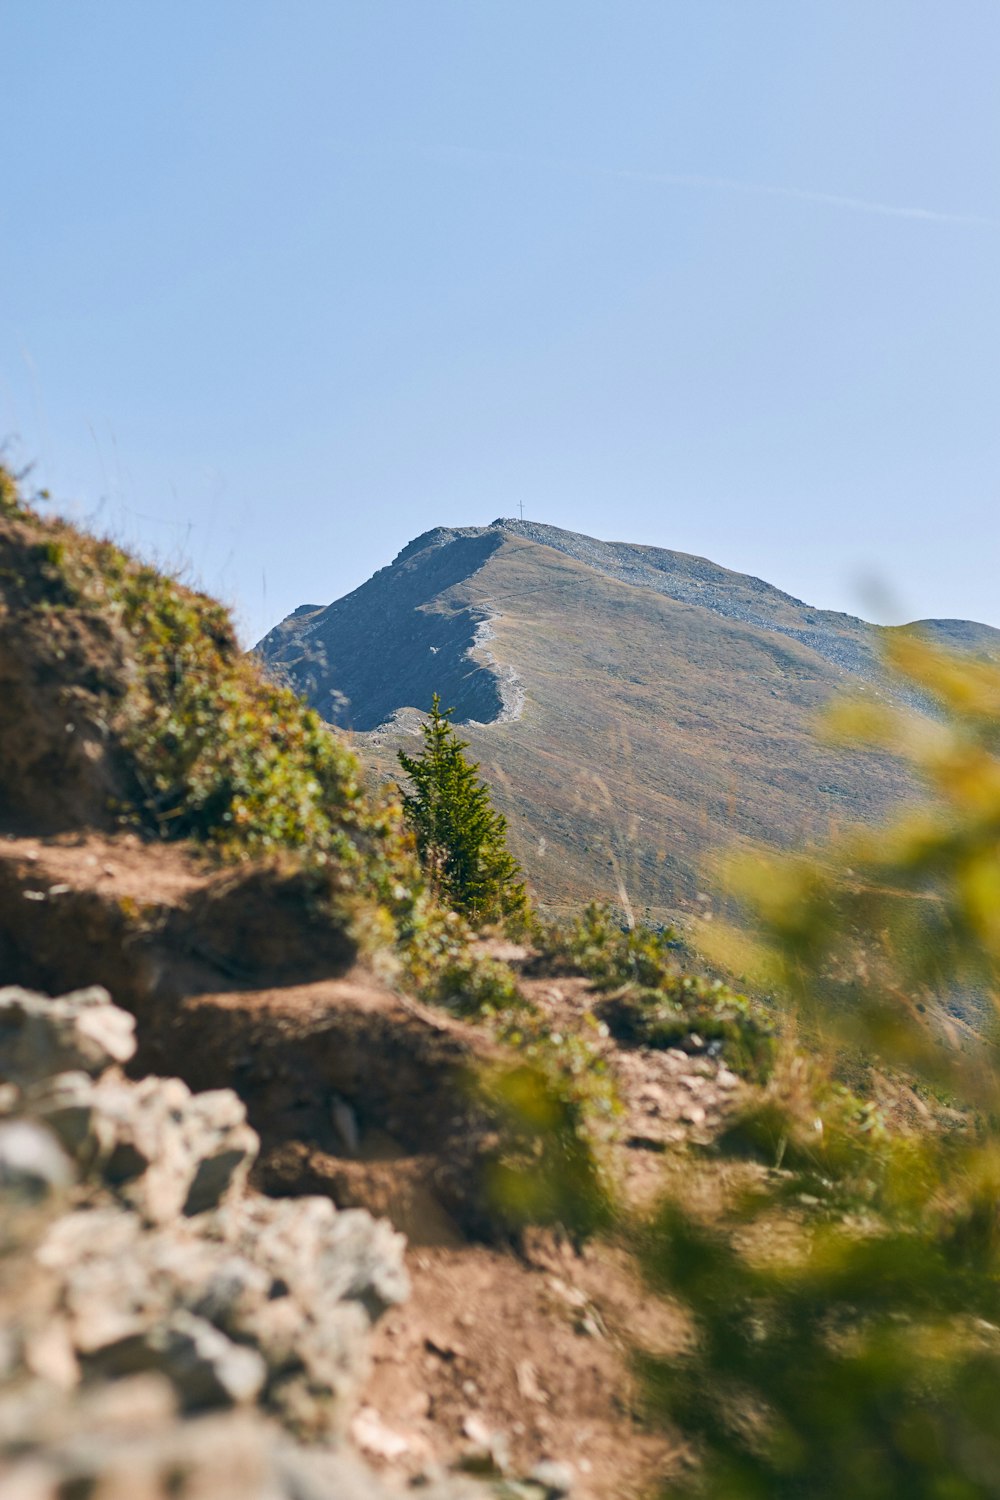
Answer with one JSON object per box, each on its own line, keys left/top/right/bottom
{"left": 0, "top": 984, "right": 578, "bottom": 1500}
{"left": 0, "top": 983, "right": 541, "bottom": 1498}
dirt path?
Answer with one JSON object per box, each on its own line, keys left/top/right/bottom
{"left": 0, "top": 830, "right": 752, "bottom": 1497}
{"left": 356, "top": 950, "right": 753, "bottom": 1496}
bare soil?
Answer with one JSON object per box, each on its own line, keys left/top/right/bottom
{"left": 363, "top": 1239, "right": 683, "bottom": 1497}
{"left": 0, "top": 830, "right": 758, "bottom": 1496}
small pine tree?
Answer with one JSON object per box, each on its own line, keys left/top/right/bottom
{"left": 397, "top": 695, "right": 527, "bottom": 926}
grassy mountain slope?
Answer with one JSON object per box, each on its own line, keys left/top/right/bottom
{"left": 259, "top": 521, "right": 1000, "bottom": 923}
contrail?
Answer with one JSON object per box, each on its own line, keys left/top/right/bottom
{"left": 617, "top": 167, "right": 992, "bottom": 226}
{"left": 396, "top": 142, "right": 991, "bottom": 228}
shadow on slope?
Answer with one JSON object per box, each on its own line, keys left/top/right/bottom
{"left": 256, "top": 529, "right": 510, "bottom": 729}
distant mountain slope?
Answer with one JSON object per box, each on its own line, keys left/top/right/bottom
{"left": 256, "top": 521, "right": 998, "bottom": 922}
{"left": 909, "top": 618, "right": 1000, "bottom": 654}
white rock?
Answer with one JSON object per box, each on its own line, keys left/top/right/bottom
{"left": 0, "top": 1120, "right": 74, "bottom": 1197}
{"left": 352, "top": 1404, "right": 413, "bottom": 1460}
{"left": 33, "top": 1072, "right": 258, "bottom": 1223}
{"left": 0, "top": 986, "right": 135, "bottom": 1086}
{"left": 84, "top": 1311, "right": 266, "bottom": 1409}
{"left": 531, "top": 1457, "right": 575, "bottom": 1496}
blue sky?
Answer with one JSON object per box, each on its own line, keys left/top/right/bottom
{"left": 3, "top": 1, "right": 998, "bottom": 641}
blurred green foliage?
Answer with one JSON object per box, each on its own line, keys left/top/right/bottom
{"left": 480, "top": 1053, "right": 616, "bottom": 1241}
{"left": 646, "top": 634, "right": 1000, "bottom": 1498}
{"left": 431, "top": 945, "right": 619, "bottom": 1236}
{"left": 715, "top": 1058, "right": 890, "bottom": 1188}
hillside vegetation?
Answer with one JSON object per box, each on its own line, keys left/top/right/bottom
{"left": 0, "top": 466, "right": 474, "bottom": 990}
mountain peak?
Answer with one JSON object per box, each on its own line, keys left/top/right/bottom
{"left": 256, "top": 521, "right": 999, "bottom": 919}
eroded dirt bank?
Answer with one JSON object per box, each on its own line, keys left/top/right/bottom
{"left": 0, "top": 827, "right": 743, "bottom": 1495}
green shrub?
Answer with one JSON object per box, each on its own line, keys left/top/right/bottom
{"left": 598, "top": 977, "right": 776, "bottom": 1081}
{"left": 538, "top": 901, "right": 681, "bottom": 989}
{"left": 431, "top": 952, "right": 526, "bottom": 1019}
{"left": 537, "top": 903, "right": 774, "bottom": 1078}
{"left": 0, "top": 462, "right": 24, "bottom": 516}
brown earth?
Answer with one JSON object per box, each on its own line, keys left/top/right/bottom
{"left": 358, "top": 950, "right": 753, "bottom": 1496}
{"left": 0, "top": 833, "right": 508, "bottom": 1240}
{"left": 362, "top": 1239, "right": 683, "bottom": 1495}
{"left": 0, "top": 828, "right": 760, "bottom": 1496}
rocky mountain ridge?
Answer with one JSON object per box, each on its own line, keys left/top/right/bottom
{"left": 258, "top": 519, "right": 1000, "bottom": 922}
{"left": 260, "top": 519, "right": 1000, "bottom": 734}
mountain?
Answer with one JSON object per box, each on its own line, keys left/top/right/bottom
{"left": 256, "top": 520, "right": 1000, "bottom": 924}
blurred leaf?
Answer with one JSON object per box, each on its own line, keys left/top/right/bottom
{"left": 643, "top": 634, "right": 1000, "bottom": 1497}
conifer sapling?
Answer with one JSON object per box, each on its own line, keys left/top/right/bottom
{"left": 397, "top": 695, "right": 527, "bottom": 927}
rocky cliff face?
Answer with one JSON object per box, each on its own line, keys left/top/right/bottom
{"left": 258, "top": 520, "right": 1000, "bottom": 923}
